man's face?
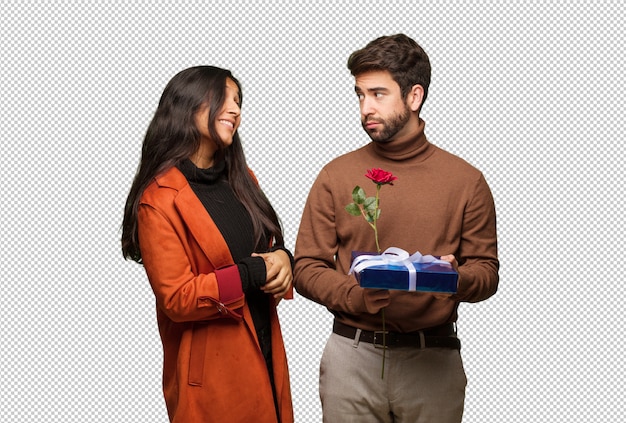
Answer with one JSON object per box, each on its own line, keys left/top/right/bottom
{"left": 354, "top": 70, "right": 411, "bottom": 143}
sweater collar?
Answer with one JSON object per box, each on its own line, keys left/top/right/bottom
{"left": 177, "top": 158, "right": 227, "bottom": 184}
{"left": 370, "top": 118, "right": 430, "bottom": 161}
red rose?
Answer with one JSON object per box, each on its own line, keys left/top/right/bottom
{"left": 365, "top": 168, "right": 397, "bottom": 185}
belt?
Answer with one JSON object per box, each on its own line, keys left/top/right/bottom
{"left": 333, "top": 320, "right": 460, "bottom": 350}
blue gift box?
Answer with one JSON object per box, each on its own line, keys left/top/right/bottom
{"left": 351, "top": 250, "right": 458, "bottom": 293}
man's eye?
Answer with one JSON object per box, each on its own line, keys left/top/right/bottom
{"left": 375, "top": 92, "right": 384, "bottom": 98}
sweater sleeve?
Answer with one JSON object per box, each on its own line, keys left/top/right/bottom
{"left": 238, "top": 256, "right": 267, "bottom": 293}
{"left": 293, "top": 169, "right": 370, "bottom": 314}
{"left": 452, "top": 173, "right": 499, "bottom": 302}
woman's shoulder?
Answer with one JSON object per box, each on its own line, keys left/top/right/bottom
{"left": 140, "top": 166, "right": 189, "bottom": 206}
{"left": 246, "top": 167, "right": 258, "bottom": 185}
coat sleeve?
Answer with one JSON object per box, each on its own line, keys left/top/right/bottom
{"left": 138, "top": 203, "right": 245, "bottom": 322}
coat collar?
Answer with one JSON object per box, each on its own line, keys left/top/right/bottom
{"left": 155, "top": 167, "right": 234, "bottom": 269}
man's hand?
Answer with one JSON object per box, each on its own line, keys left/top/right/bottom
{"left": 362, "top": 288, "right": 391, "bottom": 314}
{"left": 433, "top": 254, "right": 459, "bottom": 300}
{"left": 439, "top": 254, "right": 458, "bottom": 271}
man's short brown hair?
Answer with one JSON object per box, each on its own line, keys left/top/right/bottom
{"left": 347, "top": 34, "right": 431, "bottom": 110}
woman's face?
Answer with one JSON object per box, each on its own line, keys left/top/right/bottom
{"left": 195, "top": 78, "right": 242, "bottom": 147}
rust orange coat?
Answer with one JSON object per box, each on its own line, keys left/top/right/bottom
{"left": 137, "top": 167, "right": 293, "bottom": 423}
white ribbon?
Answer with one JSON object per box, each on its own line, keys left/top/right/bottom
{"left": 349, "top": 247, "right": 451, "bottom": 291}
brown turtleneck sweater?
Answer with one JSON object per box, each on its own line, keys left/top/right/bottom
{"left": 293, "top": 119, "right": 499, "bottom": 332}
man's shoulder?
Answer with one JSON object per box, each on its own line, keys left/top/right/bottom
{"left": 321, "top": 145, "right": 371, "bottom": 171}
{"left": 432, "top": 144, "right": 484, "bottom": 177}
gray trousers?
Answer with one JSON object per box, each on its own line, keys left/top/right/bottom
{"left": 319, "top": 332, "right": 466, "bottom": 423}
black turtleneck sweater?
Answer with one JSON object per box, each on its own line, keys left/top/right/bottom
{"left": 176, "top": 158, "right": 274, "bottom": 378}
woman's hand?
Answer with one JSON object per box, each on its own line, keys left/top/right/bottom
{"left": 252, "top": 250, "right": 293, "bottom": 299}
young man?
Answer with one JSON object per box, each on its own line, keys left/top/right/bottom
{"left": 293, "top": 34, "right": 499, "bottom": 423}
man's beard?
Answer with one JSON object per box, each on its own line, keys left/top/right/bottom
{"left": 362, "top": 105, "right": 411, "bottom": 143}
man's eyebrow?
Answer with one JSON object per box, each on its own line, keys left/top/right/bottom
{"left": 354, "top": 86, "right": 390, "bottom": 93}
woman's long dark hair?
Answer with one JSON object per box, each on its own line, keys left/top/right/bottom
{"left": 121, "top": 66, "right": 283, "bottom": 263}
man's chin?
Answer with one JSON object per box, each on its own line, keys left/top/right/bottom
{"left": 367, "top": 132, "right": 392, "bottom": 144}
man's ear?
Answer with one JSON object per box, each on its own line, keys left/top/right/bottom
{"left": 408, "top": 84, "right": 424, "bottom": 112}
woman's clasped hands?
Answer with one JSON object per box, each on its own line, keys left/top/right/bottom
{"left": 252, "top": 250, "right": 293, "bottom": 300}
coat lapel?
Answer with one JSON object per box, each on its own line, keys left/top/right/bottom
{"left": 157, "top": 167, "right": 234, "bottom": 269}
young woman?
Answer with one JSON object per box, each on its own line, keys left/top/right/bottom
{"left": 121, "top": 66, "right": 294, "bottom": 423}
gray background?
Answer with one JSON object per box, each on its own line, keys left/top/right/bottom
{"left": 1, "top": 1, "right": 623, "bottom": 421}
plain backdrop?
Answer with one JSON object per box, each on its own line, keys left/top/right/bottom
{"left": 1, "top": 1, "right": 623, "bottom": 422}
